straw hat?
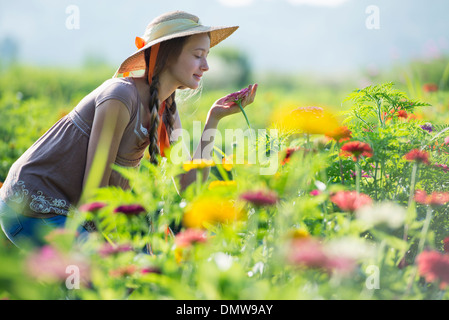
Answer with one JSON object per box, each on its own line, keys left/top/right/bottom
{"left": 114, "top": 11, "right": 239, "bottom": 77}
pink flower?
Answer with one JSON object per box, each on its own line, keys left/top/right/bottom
{"left": 140, "top": 266, "right": 162, "bottom": 275}
{"left": 114, "top": 204, "right": 146, "bottom": 215}
{"left": 175, "top": 229, "right": 207, "bottom": 248}
{"left": 414, "top": 190, "right": 449, "bottom": 207}
{"left": 79, "top": 202, "right": 106, "bottom": 213}
{"left": 444, "top": 136, "right": 449, "bottom": 145}
{"left": 224, "top": 87, "right": 250, "bottom": 103}
{"left": 309, "top": 189, "right": 321, "bottom": 196}
{"left": 286, "top": 238, "right": 356, "bottom": 274}
{"left": 330, "top": 191, "right": 372, "bottom": 212}
{"left": 240, "top": 189, "right": 279, "bottom": 207}
{"left": 404, "top": 149, "right": 430, "bottom": 165}
{"left": 98, "top": 243, "right": 133, "bottom": 257}
{"left": 416, "top": 250, "right": 449, "bottom": 289}
{"left": 26, "top": 246, "right": 90, "bottom": 283}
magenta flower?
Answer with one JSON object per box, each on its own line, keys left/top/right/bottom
{"left": 224, "top": 86, "right": 252, "bottom": 130}
{"left": 240, "top": 189, "right": 279, "bottom": 207}
{"left": 114, "top": 204, "right": 146, "bottom": 216}
{"left": 414, "top": 190, "right": 449, "bottom": 207}
{"left": 224, "top": 87, "right": 250, "bottom": 104}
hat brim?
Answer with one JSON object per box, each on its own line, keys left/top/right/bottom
{"left": 114, "top": 25, "right": 239, "bottom": 77}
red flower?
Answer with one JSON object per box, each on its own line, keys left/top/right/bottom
{"left": 281, "top": 147, "right": 301, "bottom": 165}
{"left": 325, "top": 126, "right": 352, "bottom": 143}
{"left": 340, "top": 141, "right": 373, "bottom": 161}
{"left": 414, "top": 190, "right": 449, "bottom": 207}
{"left": 416, "top": 250, "right": 449, "bottom": 289}
{"left": 423, "top": 83, "right": 439, "bottom": 93}
{"left": 240, "top": 189, "right": 278, "bottom": 207}
{"left": 114, "top": 204, "right": 146, "bottom": 216}
{"left": 444, "top": 237, "right": 449, "bottom": 253}
{"left": 175, "top": 229, "right": 207, "bottom": 248}
{"left": 397, "top": 110, "right": 408, "bottom": 119}
{"left": 330, "top": 190, "right": 372, "bottom": 212}
{"left": 404, "top": 149, "right": 430, "bottom": 165}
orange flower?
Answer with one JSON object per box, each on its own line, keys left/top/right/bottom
{"left": 325, "top": 126, "right": 352, "bottom": 143}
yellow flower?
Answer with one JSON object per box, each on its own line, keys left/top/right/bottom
{"left": 272, "top": 106, "right": 340, "bottom": 135}
{"left": 182, "top": 159, "right": 215, "bottom": 171}
{"left": 183, "top": 196, "right": 244, "bottom": 229}
{"left": 222, "top": 156, "right": 233, "bottom": 171}
{"left": 287, "top": 228, "right": 310, "bottom": 240}
{"left": 208, "top": 180, "right": 237, "bottom": 190}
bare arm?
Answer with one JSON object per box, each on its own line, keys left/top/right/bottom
{"left": 82, "top": 99, "right": 130, "bottom": 196}
{"left": 177, "top": 84, "right": 258, "bottom": 193}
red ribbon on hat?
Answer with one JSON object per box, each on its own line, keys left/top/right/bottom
{"left": 135, "top": 37, "right": 169, "bottom": 158}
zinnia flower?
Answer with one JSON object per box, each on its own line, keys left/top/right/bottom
{"left": 98, "top": 243, "right": 133, "bottom": 257}
{"left": 396, "top": 110, "right": 408, "bottom": 119}
{"left": 240, "top": 189, "right": 278, "bottom": 207}
{"left": 183, "top": 196, "right": 244, "bottom": 229}
{"left": 281, "top": 147, "right": 301, "bottom": 165}
{"left": 174, "top": 228, "right": 207, "bottom": 248}
{"left": 423, "top": 83, "right": 438, "bottom": 93}
{"left": 286, "top": 238, "right": 357, "bottom": 274}
{"left": 114, "top": 204, "right": 146, "bottom": 215}
{"left": 340, "top": 141, "right": 373, "bottom": 161}
{"left": 414, "top": 190, "right": 449, "bottom": 207}
{"left": 330, "top": 190, "right": 372, "bottom": 212}
{"left": 274, "top": 106, "right": 340, "bottom": 135}
{"left": 208, "top": 180, "right": 237, "bottom": 190}
{"left": 325, "top": 126, "right": 352, "bottom": 142}
{"left": 79, "top": 202, "right": 106, "bottom": 213}
{"left": 404, "top": 149, "right": 430, "bottom": 165}
{"left": 416, "top": 250, "right": 449, "bottom": 289}
{"left": 183, "top": 159, "right": 215, "bottom": 171}
{"left": 224, "top": 87, "right": 250, "bottom": 104}
{"left": 420, "top": 123, "right": 433, "bottom": 133}
{"left": 26, "top": 245, "right": 90, "bottom": 283}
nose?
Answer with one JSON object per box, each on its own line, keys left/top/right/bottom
{"left": 201, "top": 57, "right": 209, "bottom": 72}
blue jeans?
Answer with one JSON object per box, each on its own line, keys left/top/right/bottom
{"left": 0, "top": 199, "right": 88, "bottom": 249}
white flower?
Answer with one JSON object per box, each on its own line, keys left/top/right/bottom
{"left": 356, "top": 201, "right": 406, "bottom": 229}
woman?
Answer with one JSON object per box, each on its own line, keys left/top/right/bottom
{"left": 0, "top": 11, "right": 257, "bottom": 248}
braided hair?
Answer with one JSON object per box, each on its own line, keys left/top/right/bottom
{"left": 144, "top": 37, "right": 188, "bottom": 165}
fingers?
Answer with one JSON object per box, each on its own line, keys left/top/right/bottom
{"left": 242, "top": 83, "right": 258, "bottom": 107}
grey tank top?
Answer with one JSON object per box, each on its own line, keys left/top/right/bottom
{"left": 0, "top": 77, "right": 152, "bottom": 218}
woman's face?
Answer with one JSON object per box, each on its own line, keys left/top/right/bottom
{"left": 166, "top": 33, "right": 210, "bottom": 90}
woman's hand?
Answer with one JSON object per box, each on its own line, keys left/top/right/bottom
{"left": 209, "top": 84, "right": 258, "bottom": 121}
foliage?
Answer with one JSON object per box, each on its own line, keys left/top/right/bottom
{"left": 2, "top": 62, "right": 449, "bottom": 300}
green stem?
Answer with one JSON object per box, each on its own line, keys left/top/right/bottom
{"left": 237, "top": 100, "right": 252, "bottom": 131}
{"left": 403, "top": 163, "right": 418, "bottom": 243}
{"left": 417, "top": 206, "right": 433, "bottom": 254}
{"left": 356, "top": 159, "right": 361, "bottom": 194}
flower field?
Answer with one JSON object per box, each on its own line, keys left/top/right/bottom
{"left": 1, "top": 59, "right": 449, "bottom": 301}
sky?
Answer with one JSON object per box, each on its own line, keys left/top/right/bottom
{"left": 1, "top": 0, "right": 448, "bottom": 75}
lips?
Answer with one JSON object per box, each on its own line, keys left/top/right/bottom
{"left": 193, "top": 74, "right": 202, "bottom": 81}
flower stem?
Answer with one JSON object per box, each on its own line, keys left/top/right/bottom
{"left": 403, "top": 163, "right": 418, "bottom": 243}
{"left": 237, "top": 101, "right": 251, "bottom": 131}
{"left": 417, "top": 206, "right": 433, "bottom": 254}
{"left": 356, "top": 159, "right": 361, "bottom": 194}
